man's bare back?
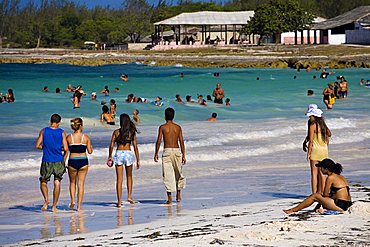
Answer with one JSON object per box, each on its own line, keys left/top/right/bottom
{"left": 161, "top": 122, "right": 181, "bottom": 148}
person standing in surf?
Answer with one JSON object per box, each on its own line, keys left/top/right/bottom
{"left": 108, "top": 114, "right": 140, "bottom": 207}
{"left": 154, "top": 107, "right": 186, "bottom": 205}
{"left": 303, "top": 104, "right": 331, "bottom": 194}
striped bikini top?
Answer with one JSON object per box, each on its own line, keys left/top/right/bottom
{"left": 69, "top": 134, "right": 87, "bottom": 153}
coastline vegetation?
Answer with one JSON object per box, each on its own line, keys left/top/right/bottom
{"left": 1, "top": 0, "right": 369, "bottom": 49}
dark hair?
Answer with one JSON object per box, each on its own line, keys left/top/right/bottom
{"left": 50, "top": 114, "right": 61, "bottom": 123}
{"left": 105, "top": 85, "right": 108, "bottom": 89}
{"left": 116, "top": 114, "right": 137, "bottom": 144}
{"left": 212, "top": 112, "right": 217, "bottom": 118}
{"left": 165, "top": 107, "right": 175, "bottom": 120}
{"left": 56, "top": 88, "right": 61, "bottom": 93}
{"left": 225, "top": 98, "right": 230, "bottom": 102}
{"left": 110, "top": 99, "right": 116, "bottom": 104}
{"left": 74, "top": 91, "right": 82, "bottom": 102}
{"left": 317, "top": 158, "right": 343, "bottom": 175}
{"left": 102, "top": 105, "right": 109, "bottom": 113}
{"left": 43, "top": 86, "right": 48, "bottom": 90}
{"left": 186, "top": 95, "right": 191, "bottom": 101}
{"left": 312, "top": 116, "right": 330, "bottom": 143}
{"left": 175, "top": 94, "right": 180, "bottom": 98}
{"left": 206, "top": 95, "right": 212, "bottom": 101}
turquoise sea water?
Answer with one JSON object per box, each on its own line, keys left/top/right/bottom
{"left": 0, "top": 63, "right": 369, "bottom": 245}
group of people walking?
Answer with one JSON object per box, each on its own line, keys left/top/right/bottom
{"left": 36, "top": 108, "right": 186, "bottom": 212}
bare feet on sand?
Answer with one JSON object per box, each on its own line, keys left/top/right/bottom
{"left": 283, "top": 209, "right": 295, "bottom": 214}
{"left": 176, "top": 191, "right": 181, "bottom": 202}
{"left": 51, "top": 206, "right": 58, "bottom": 212}
{"left": 69, "top": 203, "right": 75, "bottom": 210}
{"left": 127, "top": 198, "right": 135, "bottom": 204}
{"left": 117, "top": 201, "right": 122, "bottom": 208}
{"left": 41, "top": 201, "right": 49, "bottom": 211}
{"left": 163, "top": 201, "right": 172, "bottom": 206}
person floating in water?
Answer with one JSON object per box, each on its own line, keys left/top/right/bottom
{"left": 120, "top": 74, "right": 129, "bottom": 81}
{"left": 154, "top": 107, "right": 186, "bottom": 205}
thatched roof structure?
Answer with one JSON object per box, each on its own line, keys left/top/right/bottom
{"left": 312, "top": 6, "right": 370, "bottom": 30}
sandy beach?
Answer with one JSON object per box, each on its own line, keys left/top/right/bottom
{"left": 5, "top": 185, "right": 369, "bottom": 247}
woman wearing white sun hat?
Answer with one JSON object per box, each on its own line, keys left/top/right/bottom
{"left": 302, "top": 104, "right": 332, "bottom": 194}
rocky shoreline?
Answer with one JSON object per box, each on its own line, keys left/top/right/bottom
{"left": 1, "top": 47, "right": 370, "bottom": 68}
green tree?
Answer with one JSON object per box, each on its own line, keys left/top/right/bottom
{"left": 0, "top": 0, "right": 20, "bottom": 47}
{"left": 242, "top": 0, "right": 314, "bottom": 45}
{"left": 121, "top": 0, "right": 152, "bottom": 43}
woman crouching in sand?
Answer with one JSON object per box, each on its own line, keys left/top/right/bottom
{"left": 108, "top": 114, "right": 140, "bottom": 207}
{"left": 66, "top": 118, "right": 93, "bottom": 211}
{"left": 284, "top": 159, "right": 352, "bottom": 214}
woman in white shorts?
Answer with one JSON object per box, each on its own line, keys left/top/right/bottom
{"left": 108, "top": 113, "right": 140, "bottom": 207}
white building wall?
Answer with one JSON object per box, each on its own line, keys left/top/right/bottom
{"left": 328, "top": 30, "right": 346, "bottom": 44}
{"left": 280, "top": 30, "right": 320, "bottom": 44}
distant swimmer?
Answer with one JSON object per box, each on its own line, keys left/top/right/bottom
{"left": 110, "top": 99, "right": 116, "bottom": 117}
{"left": 322, "top": 83, "right": 334, "bottom": 110}
{"left": 225, "top": 98, "right": 231, "bottom": 106}
{"left": 132, "top": 109, "right": 140, "bottom": 124}
{"left": 114, "top": 87, "right": 120, "bottom": 93}
{"left": 185, "top": 95, "right": 194, "bottom": 103}
{"left": 101, "top": 105, "right": 115, "bottom": 125}
{"left": 120, "top": 74, "right": 129, "bottom": 81}
{"left": 175, "top": 94, "right": 184, "bottom": 103}
{"left": 72, "top": 90, "right": 82, "bottom": 109}
{"left": 306, "top": 65, "right": 311, "bottom": 72}
{"left": 42, "top": 86, "right": 49, "bottom": 92}
{"left": 153, "top": 96, "right": 164, "bottom": 106}
{"left": 208, "top": 112, "right": 217, "bottom": 122}
{"left": 91, "top": 92, "right": 97, "bottom": 101}
{"left": 55, "top": 88, "right": 61, "bottom": 93}
{"left": 212, "top": 83, "right": 224, "bottom": 104}
{"left": 307, "top": 90, "right": 314, "bottom": 96}
{"left": 66, "top": 84, "right": 74, "bottom": 92}
{"left": 6, "top": 89, "right": 15, "bottom": 102}
{"left": 197, "top": 95, "right": 207, "bottom": 106}
{"left": 101, "top": 85, "right": 110, "bottom": 96}
{"left": 320, "top": 70, "right": 329, "bottom": 79}
{"left": 338, "top": 76, "right": 348, "bottom": 98}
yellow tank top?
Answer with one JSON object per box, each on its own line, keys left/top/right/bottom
{"left": 311, "top": 133, "right": 328, "bottom": 161}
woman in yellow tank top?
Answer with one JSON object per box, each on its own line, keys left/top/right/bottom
{"left": 303, "top": 104, "right": 331, "bottom": 194}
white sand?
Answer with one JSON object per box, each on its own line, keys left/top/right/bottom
{"left": 8, "top": 187, "right": 370, "bottom": 247}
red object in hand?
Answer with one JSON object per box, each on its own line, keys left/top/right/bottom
{"left": 107, "top": 159, "right": 113, "bottom": 167}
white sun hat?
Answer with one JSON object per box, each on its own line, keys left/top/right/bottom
{"left": 305, "top": 104, "right": 323, "bottom": 117}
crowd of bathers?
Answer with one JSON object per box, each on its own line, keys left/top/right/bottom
{"left": 0, "top": 89, "right": 15, "bottom": 103}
